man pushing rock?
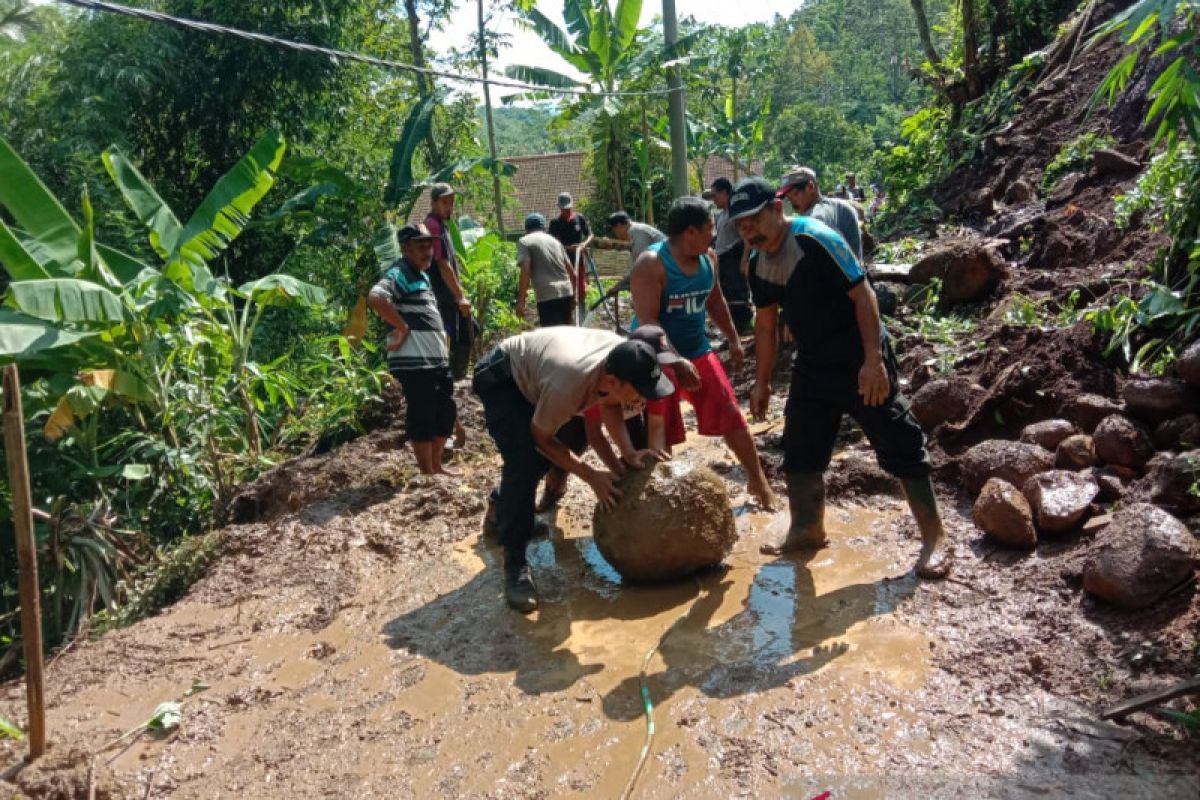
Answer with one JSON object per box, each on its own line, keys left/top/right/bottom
{"left": 472, "top": 327, "right": 679, "bottom": 612}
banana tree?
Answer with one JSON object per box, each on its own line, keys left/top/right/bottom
{"left": 0, "top": 130, "right": 325, "bottom": 457}
{"left": 505, "top": 0, "right": 646, "bottom": 209}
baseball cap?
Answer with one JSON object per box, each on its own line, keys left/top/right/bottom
{"left": 430, "top": 183, "right": 455, "bottom": 201}
{"left": 728, "top": 177, "right": 778, "bottom": 220}
{"left": 605, "top": 340, "right": 675, "bottom": 400}
{"left": 557, "top": 192, "right": 573, "bottom": 209}
{"left": 627, "top": 324, "right": 684, "bottom": 366}
{"left": 777, "top": 166, "right": 818, "bottom": 198}
{"left": 524, "top": 212, "right": 546, "bottom": 231}
{"left": 396, "top": 222, "right": 436, "bottom": 242}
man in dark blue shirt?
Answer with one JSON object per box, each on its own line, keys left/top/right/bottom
{"left": 731, "top": 177, "right": 951, "bottom": 579}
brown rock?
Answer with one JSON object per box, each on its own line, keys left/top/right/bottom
{"left": 1083, "top": 504, "right": 1198, "bottom": 609}
{"left": 1136, "top": 450, "right": 1200, "bottom": 517}
{"left": 1123, "top": 377, "right": 1198, "bottom": 424}
{"left": 961, "top": 440, "right": 1057, "bottom": 496}
{"left": 1056, "top": 434, "right": 1097, "bottom": 469}
{"left": 1048, "top": 172, "right": 1087, "bottom": 206}
{"left": 1020, "top": 419, "right": 1077, "bottom": 451}
{"left": 1004, "top": 179, "right": 1035, "bottom": 205}
{"left": 1092, "top": 148, "right": 1142, "bottom": 176}
{"left": 1092, "top": 468, "right": 1126, "bottom": 502}
{"left": 1176, "top": 340, "right": 1200, "bottom": 387}
{"left": 1082, "top": 513, "right": 1114, "bottom": 537}
{"left": 909, "top": 239, "right": 1008, "bottom": 304}
{"left": 973, "top": 478, "right": 1037, "bottom": 549}
{"left": 1064, "top": 394, "right": 1124, "bottom": 433}
{"left": 1093, "top": 414, "right": 1155, "bottom": 470}
{"left": 593, "top": 462, "right": 736, "bottom": 584}
{"left": 1022, "top": 470, "right": 1099, "bottom": 532}
{"left": 1153, "top": 414, "right": 1200, "bottom": 450}
{"left": 910, "top": 377, "right": 984, "bottom": 430}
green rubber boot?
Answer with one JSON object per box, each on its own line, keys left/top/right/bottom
{"left": 900, "top": 475, "right": 952, "bottom": 579}
{"left": 760, "top": 472, "right": 829, "bottom": 555}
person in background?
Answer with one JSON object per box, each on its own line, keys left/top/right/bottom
{"left": 710, "top": 177, "right": 754, "bottom": 333}
{"left": 548, "top": 192, "right": 591, "bottom": 260}
{"left": 424, "top": 182, "right": 471, "bottom": 448}
{"left": 593, "top": 211, "right": 666, "bottom": 302}
{"left": 835, "top": 172, "right": 866, "bottom": 203}
{"left": 367, "top": 223, "right": 457, "bottom": 476}
{"left": 730, "top": 177, "right": 951, "bottom": 579}
{"left": 777, "top": 166, "right": 863, "bottom": 263}
{"left": 629, "top": 197, "right": 777, "bottom": 510}
{"left": 516, "top": 212, "right": 577, "bottom": 327}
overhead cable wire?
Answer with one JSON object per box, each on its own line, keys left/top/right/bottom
{"left": 55, "top": 0, "right": 681, "bottom": 99}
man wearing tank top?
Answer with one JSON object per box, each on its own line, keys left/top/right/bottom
{"left": 629, "top": 197, "right": 777, "bottom": 510}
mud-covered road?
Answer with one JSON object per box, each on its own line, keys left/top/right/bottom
{"left": 1, "top": 410, "right": 1196, "bottom": 799}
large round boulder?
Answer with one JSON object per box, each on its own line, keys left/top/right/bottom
{"left": 973, "top": 478, "right": 1037, "bottom": 549}
{"left": 909, "top": 239, "right": 1007, "bottom": 304}
{"left": 592, "top": 462, "right": 736, "bottom": 584}
{"left": 1083, "top": 504, "right": 1198, "bottom": 609}
{"left": 961, "top": 440, "right": 1056, "bottom": 496}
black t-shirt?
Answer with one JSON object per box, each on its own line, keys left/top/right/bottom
{"left": 748, "top": 217, "right": 880, "bottom": 370}
{"left": 548, "top": 212, "right": 590, "bottom": 250}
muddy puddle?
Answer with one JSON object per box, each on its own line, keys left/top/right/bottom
{"left": 6, "top": 425, "right": 1193, "bottom": 798}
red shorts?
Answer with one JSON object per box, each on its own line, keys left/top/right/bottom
{"left": 647, "top": 351, "right": 748, "bottom": 447}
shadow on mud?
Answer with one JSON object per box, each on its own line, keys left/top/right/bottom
{"left": 381, "top": 520, "right": 916, "bottom": 712}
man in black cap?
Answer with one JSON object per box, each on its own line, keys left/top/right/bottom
{"left": 710, "top": 177, "right": 753, "bottom": 333}
{"left": 730, "top": 177, "right": 952, "bottom": 579}
{"left": 473, "top": 327, "right": 679, "bottom": 612}
{"left": 368, "top": 223, "right": 457, "bottom": 475}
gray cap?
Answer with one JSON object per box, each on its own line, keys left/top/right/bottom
{"left": 430, "top": 182, "right": 455, "bottom": 201}
{"left": 777, "top": 166, "right": 818, "bottom": 197}
{"left": 557, "top": 192, "right": 573, "bottom": 209}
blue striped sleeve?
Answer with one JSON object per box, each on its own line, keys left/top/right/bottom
{"left": 790, "top": 216, "right": 864, "bottom": 283}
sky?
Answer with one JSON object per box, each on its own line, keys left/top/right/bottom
{"left": 429, "top": 0, "right": 806, "bottom": 101}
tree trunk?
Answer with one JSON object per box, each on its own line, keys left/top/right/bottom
{"left": 608, "top": 115, "right": 624, "bottom": 211}
{"left": 640, "top": 99, "right": 653, "bottom": 225}
{"left": 908, "top": 0, "right": 941, "bottom": 66}
{"left": 402, "top": 0, "right": 444, "bottom": 168}
{"left": 961, "top": 0, "right": 983, "bottom": 99}
{"left": 731, "top": 77, "right": 740, "bottom": 182}
{"left": 478, "top": 0, "right": 505, "bottom": 236}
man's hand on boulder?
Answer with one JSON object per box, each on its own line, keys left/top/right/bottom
{"left": 622, "top": 448, "right": 670, "bottom": 469}
{"left": 586, "top": 467, "right": 623, "bottom": 512}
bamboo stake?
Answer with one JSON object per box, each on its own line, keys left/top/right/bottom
{"left": 2, "top": 364, "right": 46, "bottom": 759}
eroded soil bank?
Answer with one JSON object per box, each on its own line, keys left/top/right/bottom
{"left": 0, "top": 414, "right": 1196, "bottom": 798}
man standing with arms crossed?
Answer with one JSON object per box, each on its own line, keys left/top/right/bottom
{"left": 629, "top": 197, "right": 777, "bottom": 510}
{"left": 731, "top": 177, "right": 951, "bottom": 578}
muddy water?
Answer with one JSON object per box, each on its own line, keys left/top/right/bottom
{"left": 10, "top": 430, "right": 946, "bottom": 799}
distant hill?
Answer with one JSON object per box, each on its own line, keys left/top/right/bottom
{"left": 479, "top": 105, "right": 589, "bottom": 157}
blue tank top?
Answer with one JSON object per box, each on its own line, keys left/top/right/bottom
{"left": 633, "top": 240, "right": 713, "bottom": 359}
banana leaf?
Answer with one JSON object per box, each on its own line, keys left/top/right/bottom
{"left": 102, "top": 145, "right": 184, "bottom": 260}
{"left": 0, "top": 308, "right": 98, "bottom": 358}
{"left": 5, "top": 278, "right": 127, "bottom": 324}
{"left": 0, "top": 135, "right": 78, "bottom": 276}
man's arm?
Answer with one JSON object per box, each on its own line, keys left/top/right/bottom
{"left": 584, "top": 413, "right": 624, "bottom": 473}
{"left": 849, "top": 280, "right": 888, "bottom": 406}
{"left": 750, "top": 304, "right": 779, "bottom": 419}
{"left": 531, "top": 423, "right": 621, "bottom": 510}
{"left": 367, "top": 290, "right": 410, "bottom": 351}
{"left": 841, "top": 205, "right": 864, "bottom": 263}
{"left": 435, "top": 253, "right": 470, "bottom": 315}
{"left": 515, "top": 256, "right": 532, "bottom": 317}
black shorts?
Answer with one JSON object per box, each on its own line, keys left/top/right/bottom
{"left": 394, "top": 367, "right": 457, "bottom": 442}
{"left": 537, "top": 296, "right": 575, "bottom": 327}
{"left": 782, "top": 341, "right": 930, "bottom": 479}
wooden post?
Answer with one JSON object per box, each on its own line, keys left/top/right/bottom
{"left": 2, "top": 364, "right": 46, "bottom": 759}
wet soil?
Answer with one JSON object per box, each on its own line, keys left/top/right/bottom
{"left": 0, "top": 406, "right": 1195, "bottom": 798}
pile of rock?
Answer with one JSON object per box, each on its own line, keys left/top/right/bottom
{"left": 964, "top": 345, "right": 1200, "bottom": 609}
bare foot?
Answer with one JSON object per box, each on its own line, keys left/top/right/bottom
{"left": 759, "top": 530, "right": 828, "bottom": 556}
{"left": 915, "top": 536, "right": 952, "bottom": 579}
{"left": 437, "top": 465, "right": 461, "bottom": 477}
{"left": 748, "top": 479, "right": 778, "bottom": 512}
